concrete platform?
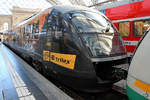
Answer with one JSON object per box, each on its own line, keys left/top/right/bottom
{"left": 0, "top": 44, "right": 73, "bottom": 100}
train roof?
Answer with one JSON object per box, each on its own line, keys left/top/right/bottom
{"left": 52, "top": 5, "right": 99, "bottom": 14}
{"left": 9, "top": 5, "right": 101, "bottom": 31}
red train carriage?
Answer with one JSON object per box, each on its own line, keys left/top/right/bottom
{"left": 105, "top": 0, "right": 150, "bottom": 57}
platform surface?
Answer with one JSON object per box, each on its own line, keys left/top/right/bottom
{"left": 0, "top": 43, "right": 72, "bottom": 100}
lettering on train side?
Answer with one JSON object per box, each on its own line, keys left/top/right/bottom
{"left": 55, "top": 56, "right": 70, "bottom": 64}
{"left": 43, "top": 51, "right": 76, "bottom": 70}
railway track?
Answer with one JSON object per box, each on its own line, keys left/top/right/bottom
{"left": 44, "top": 74, "right": 128, "bottom": 100}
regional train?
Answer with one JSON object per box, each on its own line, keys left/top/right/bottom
{"left": 105, "top": 0, "right": 150, "bottom": 58}
{"left": 126, "top": 28, "right": 150, "bottom": 100}
{"left": 4, "top": 5, "right": 128, "bottom": 92}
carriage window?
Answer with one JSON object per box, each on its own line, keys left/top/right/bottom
{"left": 42, "top": 18, "right": 47, "bottom": 32}
{"left": 47, "top": 13, "right": 63, "bottom": 39}
{"left": 32, "top": 21, "right": 39, "bottom": 33}
{"left": 25, "top": 24, "right": 32, "bottom": 34}
{"left": 32, "top": 20, "right": 39, "bottom": 39}
{"left": 133, "top": 20, "right": 150, "bottom": 36}
{"left": 21, "top": 27, "right": 25, "bottom": 34}
{"left": 119, "top": 22, "right": 130, "bottom": 37}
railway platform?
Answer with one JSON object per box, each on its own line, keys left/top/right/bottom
{"left": 0, "top": 43, "right": 72, "bottom": 100}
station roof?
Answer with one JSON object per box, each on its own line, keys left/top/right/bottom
{"left": 0, "top": 0, "right": 51, "bottom": 15}
{"left": 0, "top": 0, "right": 123, "bottom": 15}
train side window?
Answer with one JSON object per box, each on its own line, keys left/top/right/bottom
{"left": 25, "top": 24, "right": 33, "bottom": 37}
{"left": 119, "top": 22, "right": 130, "bottom": 37}
{"left": 55, "top": 16, "right": 63, "bottom": 39}
{"left": 46, "top": 14, "right": 54, "bottom": 42}
{"left": 47, "top": 12, "right": 63, "bottom": 40}
{"left": 133, "top": 20, "right": 150, "bottom": 37}
{"left": 32, "top": 20, "right": 39, "bottom": 39}
{"left": 41, "top": 16, "right": 48, "bottom": 32}
{"left": 21, "top": 27, "right": 25, "bottom": 35}
{"left": 24, "top": 24, "right": 30, "bottom": 40}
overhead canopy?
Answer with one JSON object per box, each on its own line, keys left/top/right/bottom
{"left": 0, "top": 0, "right": 121, "bottom": 15}
{"left": 0, "top": 0, "right": 51, "bottom": 15}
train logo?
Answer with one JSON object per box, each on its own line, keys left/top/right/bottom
{"left": 43, "top": 50, "right": 76, "bottom": 70}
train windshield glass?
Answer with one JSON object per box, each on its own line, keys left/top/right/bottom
{"left": 81, "top": 33, "right": 125, "bottom": 57}
{"left": 70, "top": 11, "right": 116, "bottom": 33}
{"left": 67, "top": 11, "right": 125, "bottom": 57}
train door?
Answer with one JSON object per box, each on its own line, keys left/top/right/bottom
{"left": 30, "top": 20, "right": 40, "bottom": 53}
{"left": 61, "top": 18, "right": 78, "bottom": 54}
{"left": 39, "top": 17, "right": 48, "bottom": 55}
{"left": 45, "top": 10, "right": 64, "bottom": 77}
{"left": 46, "top": 11, "right": 61, "bottom": 52}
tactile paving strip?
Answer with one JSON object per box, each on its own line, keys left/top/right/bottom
{"left": 1, "top": 47, "right": 36, "bottom": 100}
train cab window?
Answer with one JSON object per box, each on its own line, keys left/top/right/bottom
{"left": 119, "top": 22, "right": 130, "bottom": 37}
{"left": 133, "top": 20, "right": 150, "bottom": 37}
{"left": 67, "top": 11, "right": 116, "bottom": 34}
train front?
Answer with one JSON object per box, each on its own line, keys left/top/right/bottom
{"left": 62, "top": 9, "right": 128, "bottom": 92}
